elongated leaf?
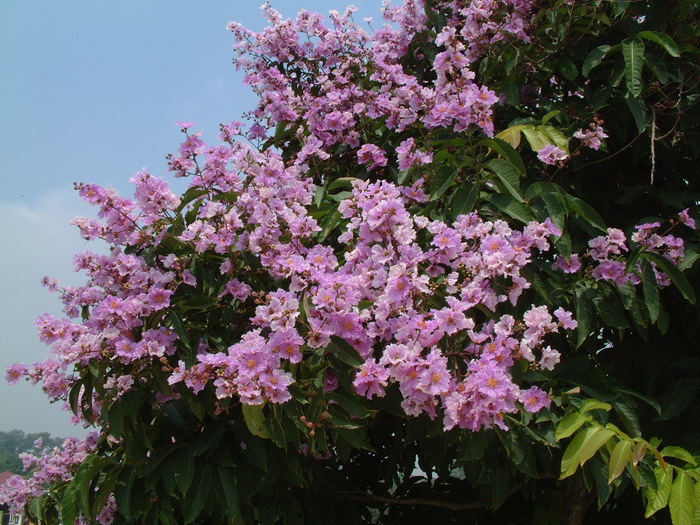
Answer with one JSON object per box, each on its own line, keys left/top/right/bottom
{"left": 642, "top": 259, "right": 661, "bottom": 323}
{"left": 541, "top": 110, "right": 561, "bottom": 125}
{"left": 327, "top": 336, "right": 364, "bottom": 368}
{"left": 555, "top": 412, "right": 590, "bottom": 441}
{"left": 608, "top": 440, "right": 633, "bottom": 483}
{"left": 487, "top": 158, "right": 524, "bottom": 202}
{"left": 184, "top": 463, "right": 211, "bottom": 524}
{"left": 561, "top": 425, "right": 599, "bottom": 478}
{"left": 641, "top": 252, "right": 696, "bottom": 304}
{"left": 430, "top": 166, "right": 459, "bottom": 201}
{"left": 487, "top": 193, "right": 534, "bottom": 223}
{"left": 521, "top": 124, "right": 551, "bottom": 152}
{"left": 479, "top": 138, "right": 526, "bottom": 174}
{"left": 669, "top": 471, "right": 695, "bottom": 525}
{"left": 328, "top": 391, "right": 375, "bottom": 419}
{"left": 583, "top": 45, "right": 614, "bottom": 76}
{"left": 580, "top": 399, "right": 613, "bottom": 413}
{"left": 624, "top": 92, "right": 648, "bottom": 133}
{"left": 451, "top": 182, "right": 478, "bottom": 219}
{"left": 495, "top": 126, "right": 523, "bottom": 149}
{"left": 242, "top": 404, "right": 271, "bottom": 439}
{"left": 661, "top": 446, "right": 697, "bottom": 466}
{"left": 622, "top": 38, "right": 645, "bottom": 97}
{"left": 538, "top": 125, "right": 569, "bottom": 153}
{"left": 578, "top": 428, "right": 616, "bottom": 466}
{"left": 646, "top": 466, "right": 673, "bottom": 517}
{"left": 638, "top": 31, "right": 681, "bottom": 57}
{"left": 169, "top": 311, "right": 191, "bottom": 350}
{"left": 217, "top": 466, "right": 240, "bottom": 518}
{"left": 568, "top": 196, "right": 606, "bottom": 232}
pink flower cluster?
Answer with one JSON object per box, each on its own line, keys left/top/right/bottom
{"left": 574, "top": 119, "right": 608, "bottom": 151}
{"left": 0, "top": 433, "right": 100, "bottom": 515}
{"left": 225, "top": 0, "right": 521, "bottom": 170}
{"left": 554, "top": 224, "right": 687, "bottom": 287}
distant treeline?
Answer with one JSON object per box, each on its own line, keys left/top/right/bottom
{"left": 0, "top": 430, "right": 63, "bottom": 474}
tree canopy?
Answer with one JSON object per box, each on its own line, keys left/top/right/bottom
{"left": 1, "top": 0, "right": 699, "bottom": 524}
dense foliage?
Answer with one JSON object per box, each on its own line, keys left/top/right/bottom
{"left": 2, "top": 0, "right": 699, "bottom": 524}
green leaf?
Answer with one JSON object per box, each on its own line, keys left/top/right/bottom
{"left": 184, "top": 463, "right": 212, "bottom": 524}
{"left": 624, "top": 92, "right": 648, "bottom": 133}
{"left": 175, "top": 448, "right": 195, "bottom": 495}
{"left": 450, "top": 182, "right": 478, "bottom": 219}
{"left": 622, "top": 37, "right": 645, "bottom": 97}
{"left": 558, "top": 56, "right": 578, "bottom": 80}
{"left": 538, "top": 125, "right": 569, "bottom": 153}
{"left": 486, "top": 158, "right": 524, "bottom": 202}
{"left": 169, "top": 311, "right": 191, "bottom": 350}
{"left": 479, "top": 138, "right": 526, "bottom": 174}
{"left": 638, "top": 31, "right": 681, "bottom": 57}
{"left": 541, "top": 110, "right": 560, "bottom": 125}
{"left": 326, "top": 336, "right": 364, "bottom": 368}
{"left": 217, "top": 466, "right": 240, "bottom": 518}
{"left": 561, "top": 425, "right": 598, "bottom": 479}
{"left": 661, "top": 446, "right": 697, "bottom": 466}
{"left": 669, "top": 471, "right": 695, "bottom": 525}
{"left": 495, "top": 126, "right": 523, "bottom": 149}
{"left": 317, "top": 204, "right": 343, "bottom": 243}
{"left": 646, "top": 466, "right": 673, "bottom": 517}
{"left": 567, "top": 196, "right": 607, "bottom": 232}
{"left": 578, "top": 427, "right": 616, "bottom": 466}
{"left": 582, "top": 45, "right": 614, "bottom": 76}
{"left": 608, "top": 439, "right": 633, "bottom": 483}
{"left": 61, "top": 485, "right": 79, "bottom": 525}
{"left": 642, "top": 259, "right": 661, "bottom": 323}
{"left": 487, "top": 194, "right": 534, "bottom": 224}
{"left": 521, "top": 124, "right": 551, "bottom": 152}
{"left": 327, "top": 391, "right": 375, "bottom": 419}
{"left": 641, "top": 252, "right": 696, "bottom": 304}
{"left": 430, "top": 166, "right": 459, "bottom": 201}
{"left": 555, "top": 412, "right": 590, "bottom": 441}
{"left": 575, "top": 285, "right": 593, "bottom": 347}
{"left": 580, "top": 399, "right": 613, "bottom": 413}
{"left": 242, "top": 404, "right": 271, "bottom": 439}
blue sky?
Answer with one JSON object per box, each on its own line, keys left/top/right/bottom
{"left": 0, "top": 0, "right": 382, "bottom": 438}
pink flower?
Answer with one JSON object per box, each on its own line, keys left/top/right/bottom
{"left": 679, "top": 208, "right": 696, "bottom": 229}
{"left": 519, "top": 386, "right": 550, "bottom": 413}
{"left": 537, "top": 144, "right": 568, "bottom": 165}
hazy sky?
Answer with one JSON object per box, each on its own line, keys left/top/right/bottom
{"left": 0, "top": 0, "right": 382, "bottom": 438}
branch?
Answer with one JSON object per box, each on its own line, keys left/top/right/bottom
{"left": 329, "top": 484, "right": 525, "bottom": 512}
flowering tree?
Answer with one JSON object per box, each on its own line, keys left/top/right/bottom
{"left": 2, "top": 0, "right": 699, "bottom": 523}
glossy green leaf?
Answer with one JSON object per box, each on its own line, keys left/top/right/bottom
{"left": 430, "top": 166, "right": 459, "bottom": 201}
{"left": 328, "top": 391, "right": 375, "bottom": 419}
{"left": 326, "top": 336, "right": 364, "bottom": 368}
{"left": 555, "top": 412, "right": 590, "bottom": 441}
{"left": 641, "top": 252, "right": 696, "bottom": 304}
{"left": 486, "top": 158, "right": 523, "bottom": 202}
{"left": 642, "top": 259, "right": 660, "bottom": 323}
{"left": 646, "top": 467, "right": 673, "bottom": 517}
{"left": 242, "top": 404, "right": 271, "bottom": 439}
{"left": 183, "top": 463, "right": 211, "bottom": 524}
{"left": 582, "top": 45, "right": 614, "bottom": 76}
{"left": 567, "top": 195, "right": 607, "bottom": 232}
{"left": 624, "top": 91, "right": 648, "bottom": 133}
{"left": 608, "top": 439, "right": 633, "bottom": 483}
{"left": 638, "top": 31, "right": 681, "bottom": 57}
{"left": 479, "top": 138, "right": 526, "bottom": 174}
{"left": 217, "top": 466, "right": 240, "bottom": 518}
{"left": 561, "top": 425, "right": 599, "bottom": 479}
{"left": 487, "top": 193, "right": 534, "bottom": 223}
{"left": 622, "top": 38, "right": 645, "bottom": 97}
{"left": 661, "top": 446, "right": 697, "bottom": 466}
{"left": 669, "top": 471, "right": 695, "bottom": 525}
{"left": 580, "top": 399, "right": 613, "bottom": 413}
{"left": 450, "top": 181, "right": 478, "bottom": 219}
